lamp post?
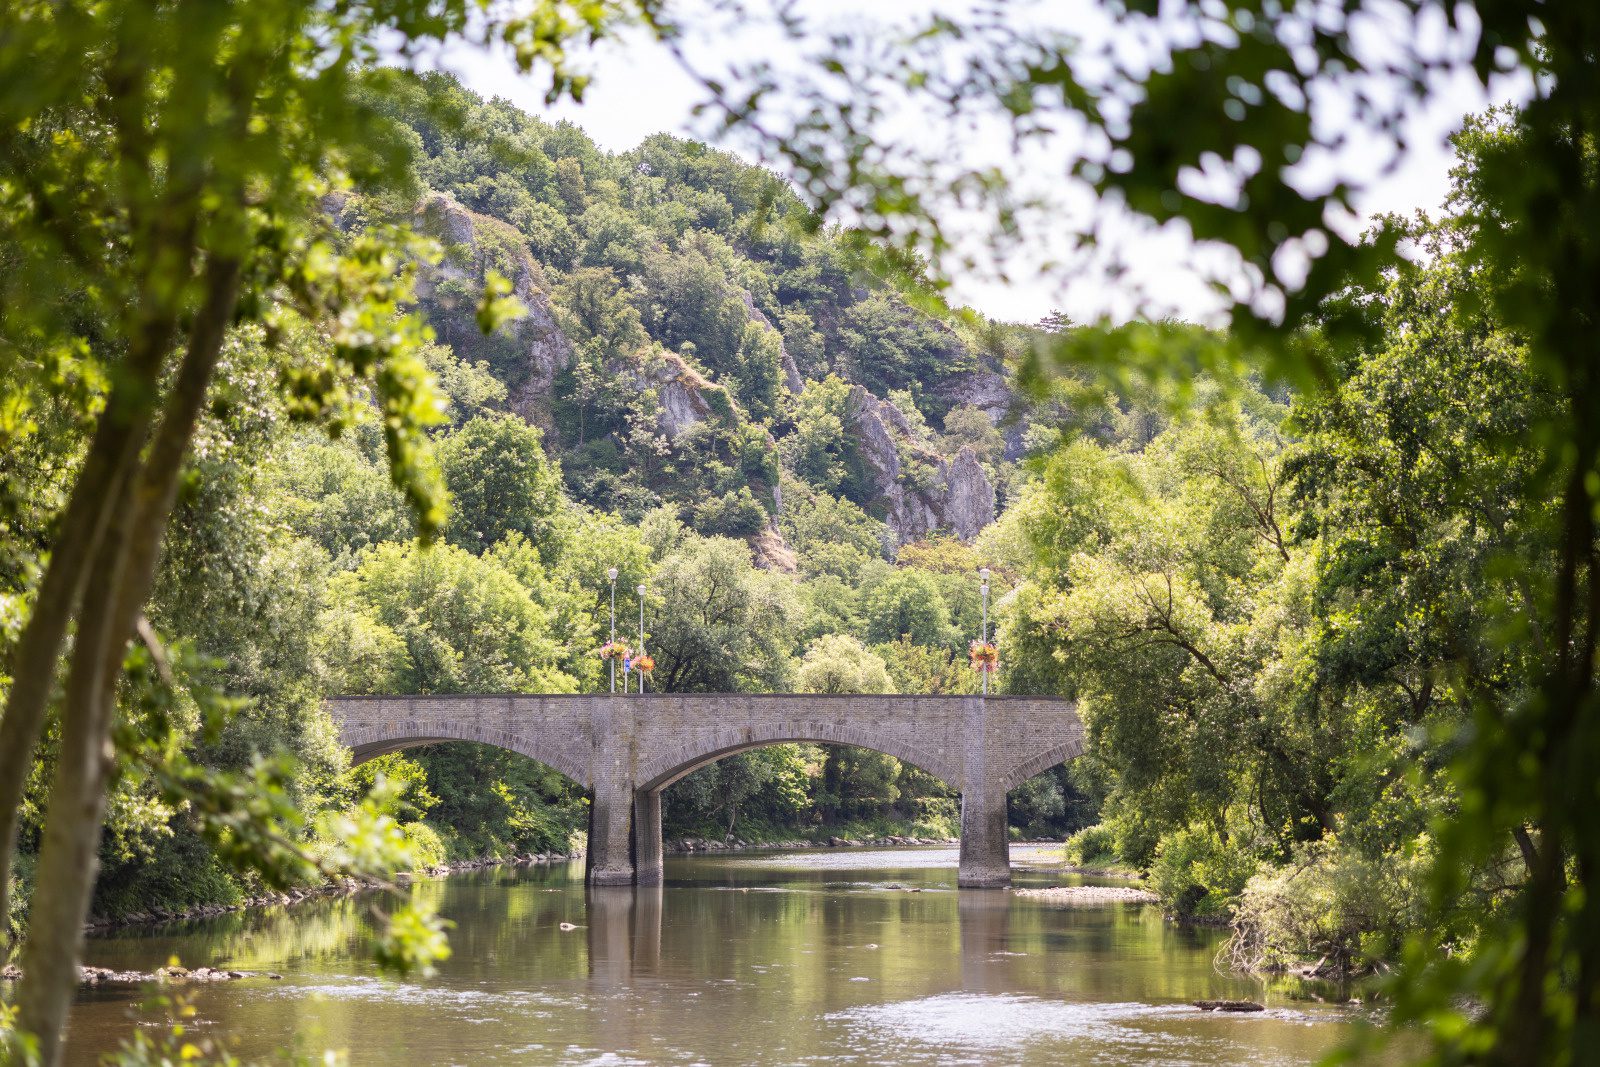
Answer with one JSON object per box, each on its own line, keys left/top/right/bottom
{"left": 607, "top": 567, "right": 618, "bottom": 694}
{"left": 979, "top": 567, "right": 991, "bottom": 697}
{"left": 637, "top": 583, "right": 647, "bottom": 695}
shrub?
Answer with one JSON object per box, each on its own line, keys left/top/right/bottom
{"left": 403, "top": 822, "right": 449, "bottom": 871}
{"left": 691, "top": 486, "right": 769, "bottom": 537}
{"left": 1223, "top": 835, "right": 1433, "bottom": 976}
{"left": 1064, "top": 822, "right": 1118, "bottom": 867}
{"left": 1147, "top": 825, "right": 1259, "bottom": 920}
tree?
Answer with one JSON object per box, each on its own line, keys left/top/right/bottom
{"left": 330, "top": 540, "right": 576, "bottom": 696}
{"left": 647, "top": 533, "right": 798, "bottom": 694}
{"left": 940, "top": 405, "right": 1005, "bottom": 466}
{"left": 436, "top": 414, "right": 565, "bottom": 553}
{"left": 779, "top": 375, "right": 858, "bottom": 497}
{"left": 0, "top": 4, "right": 637, "bottom": 1054}
{"left": 795, "top": 635, "right": 893, "bottom": 695}
{"left": 859, "top": 569, "right": 954, "bottom": 647}
{"left": 835, "top": 293, "right": 966, "bottom": 399}
{"left": 778, "top": 484, "right": 887, "bottom": 581}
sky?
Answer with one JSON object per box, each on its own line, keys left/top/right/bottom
{"left": 425, "top": 3, "right": 1529, "bottom": 327}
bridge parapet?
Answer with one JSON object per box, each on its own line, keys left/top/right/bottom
{"left": 327, "top": 693, "right": 1082, "bottom": 889}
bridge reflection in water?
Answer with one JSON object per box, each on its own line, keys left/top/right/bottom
{"left": 583, "top": 882, "right": 1007, "bottom": 986}
{"left": 330, "top": 694, "right": 1082, "bottom": 889}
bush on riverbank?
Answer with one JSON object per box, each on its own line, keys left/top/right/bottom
{"left": 1064, "top": 823, "right": 1118, "bottom": 868}
{"left": 1147, "top": 826, "right": 1259, "bottom": 921}
{"left": 1223, "top": 835, "right": 1433, "bottom": 976}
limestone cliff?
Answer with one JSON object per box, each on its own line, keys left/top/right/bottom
{"left": 936, "top": 361, "right": 1030, "bottom": 460}
{"left": 375, "top": 192, "right": 1005, "bottom": 554}
{"left": 845, "top": 386, "right": 995, "bottom": 544}
{"left": 412, "top": 192, "right": 572, "bottom": 433}
{"left": 630, "top": 349, "right": 729, "bottom": 442}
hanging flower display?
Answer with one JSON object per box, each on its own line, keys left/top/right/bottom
{"left": 634, "top": 654, "right": 656, "bottom": 677}
{"left": 969, "top": 640, "right": 999, "bottom": 672}
{"left": 600, "top": 641, "right": 631, "bottom": 661}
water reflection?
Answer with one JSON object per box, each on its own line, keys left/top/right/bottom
{"left": 956, "top": 890, "right": 1011, "bottom": 993}
{"left": 62, "top": 847, "right": 1399, "bottom": 1066}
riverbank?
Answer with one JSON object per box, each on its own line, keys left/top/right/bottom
{"left": 665, "top": 834, "right": 960, "bottom": 853}
{"left": 82, "top": 850, "right": 583, "bottom": 932}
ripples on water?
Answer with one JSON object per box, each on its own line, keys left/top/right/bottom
{"left": 62, "top": 845, "right": 1396, "bottom": 1065}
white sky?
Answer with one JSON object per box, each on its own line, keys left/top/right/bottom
{"left": 427, "top": 4, "right": 1529, "bottom": 326}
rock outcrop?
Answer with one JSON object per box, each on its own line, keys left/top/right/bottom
{"left": 749, "top": 526, "right": 799, "bottom": 574}
{"left": 412, "top": 192, "right": 573, "bottom": 432}
{"left": 739, "top": 290, "right": 804, "bottom": 393}
{"left": 845, "top": 386, "right": 996, "bottom": 543}
{"left": 631, "top": 350, "right": 730, "bottom": 442}
{"left": 937, "top": 362, "right": 1032, "bottom": 460}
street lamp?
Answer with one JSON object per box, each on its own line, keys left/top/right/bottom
{"left": 637, "top": 583, "right": 647, "bottom": 695}
{"left": 979, "top": 567, "right": 991, "bottom": 697}
{"left": 607, "top": 567, "right": 619, "bottom": 694}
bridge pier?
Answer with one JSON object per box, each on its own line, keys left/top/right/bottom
{"left": 634, "top": 788, "right": 663, "bottom": 887}
{"left": 588, "top": 780, "right": 636, "bottom": 886}
{"left": 957, "top": 788, "right": 1011, "bottom": 888}
{"left": 957, "top": 696, "right": 1011, "bottom": 888}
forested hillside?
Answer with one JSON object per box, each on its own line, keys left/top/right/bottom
{"left": 1, "top": 68, "right": 1546, "bottom": 995}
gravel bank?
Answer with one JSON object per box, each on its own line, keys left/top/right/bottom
{"left": 1012, "top": 885, "right": 1159, "bottom": 905}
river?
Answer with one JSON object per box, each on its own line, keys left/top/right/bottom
{"left": 64, "top": 845, "right": 1400, "bottom": 1065}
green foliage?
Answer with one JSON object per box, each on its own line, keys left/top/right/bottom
{"left": 874, "top": 637, "right": 975, "bottom": 696}
{"left": 646, "top": 531, "right": 798, "bottom": 694}
{"left": 690, "top": 487, "right": 769, "bottom": 538}
{"left": 436, "top": 415, "right": 565, "bottom": 553}
{"left": 779, "top": 376, "right": 863, "bottom": 500}
{"left": 1147, "top": 826, "right": 1259, "bottom": 921}
{"left": 408, "top": 743, "right": 581, "bottom": 859}
{"left": 665, "top": 746, "right": 813, "bottom": 840}
{"left": 1226, "top": 836, "right": 1435, "bottom": 977}
{"left": 859, "top": 569, "right": 954, "bottom": 647}
{"left": 795, "top": 635, "right": 894, "bottom": 695}
{"left": 836, "top": 293, "right": 969, "bottom": 406}
{"left": 1064, "top": 824, "right": 1118, "bottom": 869}
{"left": 329, "top": 540, "right": 575, "bottom": 695}
{"left": 778, "top": 484, "right": 887, "bottom": 581}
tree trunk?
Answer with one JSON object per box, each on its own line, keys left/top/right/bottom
{"left": 14, "top": 495, "right": 137, "bottom": 1066}
{"left": 0, "top": 334, "right": 174, "bottom": 955}
{"left": 11, "top": 257, "right": 239, "bottom": 1065}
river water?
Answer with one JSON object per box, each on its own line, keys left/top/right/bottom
{"left": 64, "top": 845, "right": 1400, "bottom": 1065}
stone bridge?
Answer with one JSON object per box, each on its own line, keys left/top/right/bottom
{"left": 329, "top": 694, "right": 1083, "bottom": 888}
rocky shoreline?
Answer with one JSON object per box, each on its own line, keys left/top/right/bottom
{"left": 1012, "top": 885, "right": 1160, "bottom": 905}
{"left": 1, "top": 963, "right": 284, "bottom": 989}
{"left": 665, "top": 834, "right": 959, "bottom": 852}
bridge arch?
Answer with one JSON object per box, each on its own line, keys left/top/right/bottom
{"left": 999, "top": 737, "right": 1087, "bottom": 794}
{"left": 342, "top": 722, "right": 592, "bottom": 789}
{"left": 636, "top": 720, "right": 963, "bottom": 793}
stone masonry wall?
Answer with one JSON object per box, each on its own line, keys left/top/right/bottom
{"left": 329, "top": 693, "right": 1082, "bottom": 888}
